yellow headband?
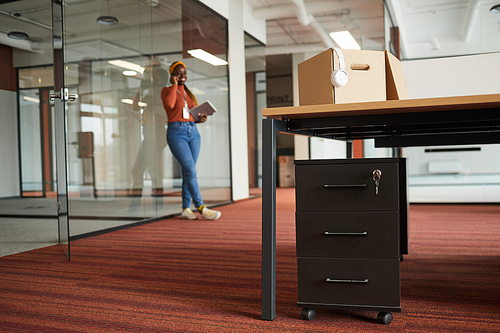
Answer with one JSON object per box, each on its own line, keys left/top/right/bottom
{"left": 169, "top": 61, "right": 186, "bottom": 74}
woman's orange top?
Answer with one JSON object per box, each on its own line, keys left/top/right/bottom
{"left": 161, "top": 84, "right": 196, "bottom": 123}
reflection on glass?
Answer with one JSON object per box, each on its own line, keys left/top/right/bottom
{"left": 20, "top": 89, "right": 43, "bottom": 195}
{"left": 18, "top": 77, "right": 57, "bottom": 200}
{"left": 60, "top": 0, "right": 230, "bottom": 229}
{"left": 12, "top": 0, "right": 231, "bottom": 240}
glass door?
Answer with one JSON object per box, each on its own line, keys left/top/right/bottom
{"left": 51, "top": 0, "right": 74, "bottom": 260}
{"left": 1, "top": 0, "right": 231, "bottom": 259}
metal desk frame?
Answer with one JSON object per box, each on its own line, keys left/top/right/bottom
{"left": 261, "top": 94, "right": 500, "bottom": 320}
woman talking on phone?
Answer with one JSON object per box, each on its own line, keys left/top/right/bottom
{"left": 161, "top": 61, "right": 221, "bottom": 220}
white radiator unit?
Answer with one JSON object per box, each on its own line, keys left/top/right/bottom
{"left": 427, "top": 160, "right": 462, "bottom": 174}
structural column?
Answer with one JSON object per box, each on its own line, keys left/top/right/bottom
{"left": 228, "top": 0, "right": 250, "bottom": 201}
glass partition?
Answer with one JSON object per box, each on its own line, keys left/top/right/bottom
{"left": 61, "top": 0, "right": 230, "bottom": 226}
{"left": 11, "top": 0, "right": 231, "bottom": 241}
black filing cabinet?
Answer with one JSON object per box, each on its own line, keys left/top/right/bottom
{"left": 295, "top": 158, "right": 408, "bottom": 325}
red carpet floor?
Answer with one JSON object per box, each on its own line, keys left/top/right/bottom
{"left": 0, "top": 188, "right": 499, "bottom": 332}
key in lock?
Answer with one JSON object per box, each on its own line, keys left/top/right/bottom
{"left": 372, "top": 169, "right": 382, "bottom": 195}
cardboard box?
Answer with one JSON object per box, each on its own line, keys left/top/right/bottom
{"left": 298, "top": 48, "right": 408, "bottom": 106}
{"left": 279, "top": 156, "right": 295, "bottom": 187}
{"left": 385, "top": 50, "right": 409, "bottom": 100}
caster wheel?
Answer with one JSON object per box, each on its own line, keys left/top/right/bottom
{"left": 301, "top": 308, "right": 316, "bottom": 321}
{"left": 377, "top": 312, "right": 393, "bottom": 325}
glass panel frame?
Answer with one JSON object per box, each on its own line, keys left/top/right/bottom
{"left": 53, "top": 0, "right": 70, "bottom": 259}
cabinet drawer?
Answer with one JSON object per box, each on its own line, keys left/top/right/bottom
{"left": 297, "top": 258, "right": 400, "bottom": 308}
{"left": 296, "top": 211, "right": 399, "bottom": 259}
{"left": 295, "top": 161, "right": 399, "bottom": 211}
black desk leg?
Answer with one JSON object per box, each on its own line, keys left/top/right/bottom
{"left": 262, "top": 118, "right": 286, "bottom": 320}
{"left": 346, "top": 140, "right": 353, "bottom": 158}
{"left": 392, "top": 147, "right": 402, "bottom": 158}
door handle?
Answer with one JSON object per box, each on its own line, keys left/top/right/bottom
{"left": 51, "top": 88, "right": 78, "bottom": 102}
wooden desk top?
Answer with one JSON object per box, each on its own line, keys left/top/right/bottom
{"left": 262, "top": 94, "right": 500, "bottom": 120}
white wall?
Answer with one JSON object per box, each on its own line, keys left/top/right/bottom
{"left": 243, "top": 0, "right": 266, "bottom": 44}
{"left": 0, "top": 89, "right": 20, "bottom": 198}
{"left": 402, "top": 52, "right": 500, "bottom": 98}
{"left": 401, "top": 52, "right": 500, "bottom": 203}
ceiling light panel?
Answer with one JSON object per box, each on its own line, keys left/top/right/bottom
{"left": 187, "top": 49, "right": 228, "bottom": 66}
{"left": 329, "top": 31, "right": 361, "bottom": 50}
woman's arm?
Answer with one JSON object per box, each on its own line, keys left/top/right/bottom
{"left": 161, "top": 84, "right": 178, "bottom": 109}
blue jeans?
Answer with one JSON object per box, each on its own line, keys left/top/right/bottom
{"left": 167, "top": 121, "right": 204, "bottom": 209}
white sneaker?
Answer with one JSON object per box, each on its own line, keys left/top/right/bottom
{"left": 181, "top": 208, "right": 198, "bottom": 220}
{"left": 198, "top": 205, "right": 221, "bottom": 220}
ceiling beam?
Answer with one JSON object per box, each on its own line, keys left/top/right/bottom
{"left": 290, "top": 0, "right": 310, "bottom": 25}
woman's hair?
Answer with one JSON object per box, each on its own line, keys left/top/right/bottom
{"left": 184, "top": 86, "right": 198, "bottom": 106}
{"left": 169, "top": 61, "right": 198, "bottom": 106}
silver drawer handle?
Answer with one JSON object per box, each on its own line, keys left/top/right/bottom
{"left": 326, "top": 278, "right": 368, "bottom": 284}
{"left": 324, "top": 231, "right": 368, "bottom": 236}
{"left": 324, "top": 184, "right": 366, "bottom": 188}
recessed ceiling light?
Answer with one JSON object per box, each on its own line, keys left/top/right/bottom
{"left": 7, "top": 31, "right": 29, "bottom": 40}
{"left": 329, "top": 31, "right": 361, "bottom": 50}
{"left": 123, "top": 70, "right": 137, "bottom": 76}
{"left": 97, "top": 0, "right": 119, "bottom": 25}
{"left": 96, "top": 15, "right": 119, "bottom": 25}
{"left": 146, "top": 0, "right": 159, "bottom": 7}
{"left": 490, "top": 4, "right": 500, "bottom": 13}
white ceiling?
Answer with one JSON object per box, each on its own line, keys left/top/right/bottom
{"left": 248, "top": 0, "right": 500, "bottom": 59}
{"left": 388, "top": 0, "right": 500, "bottom": 59}
{"left": 248, "top": 0, "right": 385, "bottom": 56}
{"left": 0, "top": 0, "right": 499, "bottom": 64}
